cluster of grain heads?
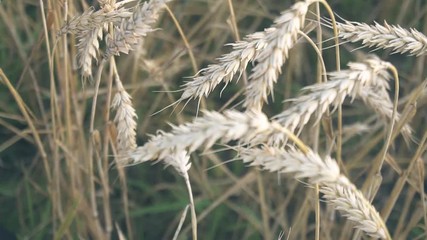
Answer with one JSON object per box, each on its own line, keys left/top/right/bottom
{"left": 179, "top": 0, "right": 320, "bottom": 103}
{"left": 58, "top": 0, "right": 171, "bottom": 79}
{"left": 59, "top": 6, "right": 132, "bottom": 78}
{"left": 56, "top": 0, "right": 425, "bottom": 239}
{"left": 240, "top": 146, "right": 390, "bottom": 239}
{"left": 59, "top": 0, "right": 172, "bottom": 163}
{"left": 105, "top": 0, "right": 172, "bottom": 58}
{"left": 123, "top": 106, "right": 392, "bottom": 238}
{"left": 243, "top": 1, "right": 311, "bottom": 110}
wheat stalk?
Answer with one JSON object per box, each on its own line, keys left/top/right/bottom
{"left": 272, "top": 57, "right": 392, "bottom": 135}
{"left": 243, "top": 1, "right": 310, "bottom": 110}
{"left": 337, "top": 21, "right": 427, "bottom": 56}
{"left": 239, "top": 146, "right": 389, "bottom": 239}
{"left": 105, "top": 0, "right": 171, "bottom": 58}
{"left": 162, "top": 150, "right": 197, "bottom": 240}
{"left": 179, "top": 0, "right": 318, "bottom": 102}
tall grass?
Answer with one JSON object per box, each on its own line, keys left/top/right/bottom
{"left": 0, "top": 0, "right": 426, "bottom": 239}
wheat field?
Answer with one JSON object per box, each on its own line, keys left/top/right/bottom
{"left": 0, "top": 0, "right": 426, "bottom": 239}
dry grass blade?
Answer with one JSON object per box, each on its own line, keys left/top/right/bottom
{"left": 338, "top": 21, "right": 427, "bottom": 56}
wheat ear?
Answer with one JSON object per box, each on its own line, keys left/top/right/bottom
{"left": 76, "top": 27, "right": 104, "bottom": 79}
{"left": 58, "top": 7, "right": 131, "bottom": 36}
{"left": 272, "top": 57, "right": 392, "bottom": 134}
{"left": 111, "top": 75, "right": 137, "bottom": 163}
{"left": 240, "top": 146, "right": 390, "bottom": 239}
{"left": 179, "top": 29, "right": 266, "bottom": 100}
{"left": 243, "top": 1, "right": 310, "bottom": 110}
{"left": 105, "top": 0, "right": 171, "bottom": 58}
{"left": 241, "top": 146, "right": 342, "bottom": 184}
{"left": 128, "top": 110, "right": 279, "bottom": 164}
{"left": 338, "top": 21, "right": 427, "bottom": 56}
{"left": 320, "top": 183, "right": 389, "bottom": 239}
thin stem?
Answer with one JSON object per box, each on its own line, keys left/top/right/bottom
{"left": 256, "top": 170, "right": 271, "bottom": 240}
{"left": 377, "top": 65, "right": 400, "bottom": 172}
{"left": 226, "top": 0, "right": 240, "bottom": 41}
{"left": 88, "top": 59, "right": 106, "bottom": 237}
{"left": 317, "top": 0, "right": 340, "bottom": 71}
{"left": 173, "top": 205, "right": 190, "bottom": 240}
{"left": 317, "top": 0, "right": 342, "bottom": 166}
{"left": 165, "top": 5, "right": 198, "bottom": 74}
{"left": 165, "top": 4, "right": 207, "bottom": 109}
{"left": 89, "top": 59, "right": 107, "bottom": 133}
{"left": 273, "top": 123, "right": 310, "bottom": 154}
{"left": 381, "top": 131, "right": 427, "bottom": 221}
{"left": 226, "top": 0, "right": 248, "bottom": 85}
{"left": 184, "top": 175, "right": 197, "bottom": 240}
{"left": 38, "top": 0, "right": 53, "bottom": 183}
{"left": 110, "top": 136, "right": 134, "bottom": 240}
{"left": 298, "top": 31, "right": 327, "bottom": 83}
{"left": 314, "top": 3, "right": 322, "bottom": 239}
